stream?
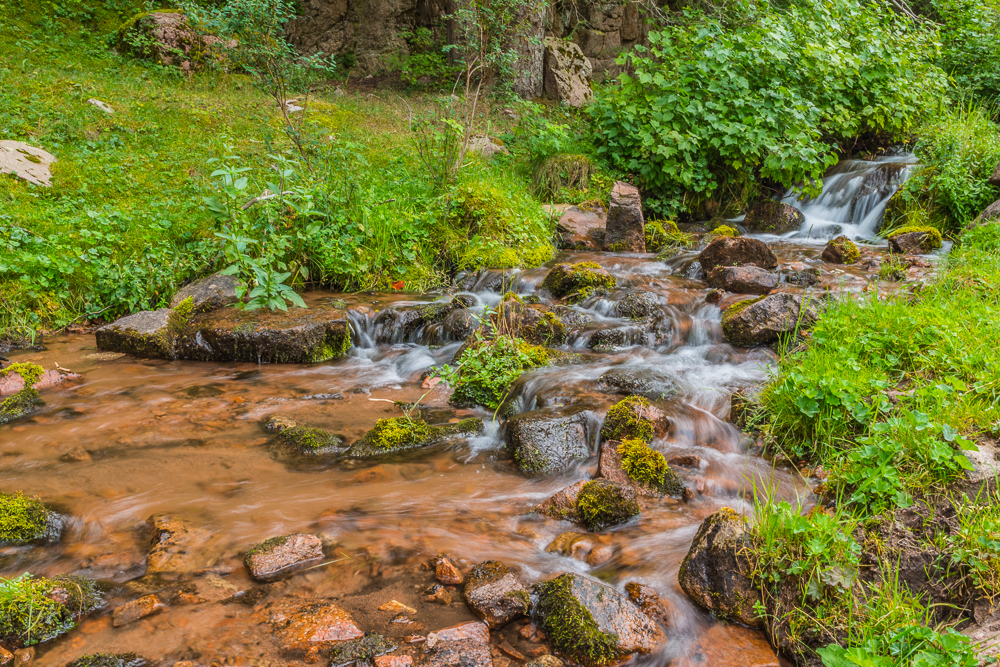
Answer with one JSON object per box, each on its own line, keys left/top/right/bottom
{"left": 1, "top": 156, "right": 935, "bottom": 666}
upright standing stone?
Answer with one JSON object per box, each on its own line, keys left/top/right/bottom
{"left": 604, "top": 182, "right": 645, "bottom": 252}
{"left": 543, "top": 38, "right": 593, "bottom": 107}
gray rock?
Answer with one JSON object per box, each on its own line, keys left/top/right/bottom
{"left": 604, "top": 181, "right": 645, "bottom": 252}
{"left": 244, "top": 533, "right": 324, "bottom": 582}
{"left": 781, "top": 267, "right": 821, "bottom": 286}
{"left": 443, "top": 308, "right": 479, "bottom": 340}
{"left": 586, "top": 324, "right": 647, "bottom": 351}
{"left": 678, "top": 508, "right": 762, "bottom": 628}
{"left": 505, "top": 407, "right": 597, "bottom": 476}
{"left": 95, "top": 308, "right": 175, "bottom": 359}
{"left": 743, "top": 200, "right": 805, "bottom": 234}
{"left": 170, "top": 272, "right": 239, "bottom": 312}
{"left": 990, "top": 162, "right": 1000, "bottom": 188}
{"left": 698, "top": 237, "right": 778, "bottom": 275}
{"left": 706, "top": 266, "right": 778, "bottom": 294}
{"left": 463, "top": 561, "right": 530, "bottom": 628}
{"left": 597, "top": 368, "right": 679, "bottom": 399}
{"left": 543, "top": 37, "right": 593, "bottom": 108}
{"left": 533, "top": 573, "right": 664, "bottom": 665}
{"left": 721, "top": 293, "right": 820, "bottom": 347}
{"left": 616, "top": 291, "right": 659, "bottom": 319}
{"left": 0, "top": 140, "right": 55, "bottom": 187}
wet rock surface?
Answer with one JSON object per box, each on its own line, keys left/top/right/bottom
{"left": 425, "top": 621, "right": 494, "bottom": 667}
{"left": 244, "top": 533, "right": 324, "bottom": 582}
{"left": 170, "top": 272, "right": 239, "bottom": 312}
{"left": 821, "top": 235, "right": 860, "bottom": 264}
{"left": 604, "top": 182, "right": 645, "bottom": 253}
{"left": 698, "top": 236, "right": 779, "bottom": 274}
{"left": 555, "top": 205, "right": 606, "bottom": 250}
{"left": 95, "top": 308, "right": 174, "bottom": 359}
{"left": 706, "top": 266, "right": 778, "bottom": 294}
{"left": 743, "top": 200, "right": 805, "bottom": 234}
{"left": 258, "top": 597, "right": 364, "bottom": 653}
{"left": 721, "top": 292, "right": 820, "bottom": 347}
{"left": 463, "top": 561, "right": 530, "bottom": 628}
{"left": 505, "top": 407, "right": 596, "bottom": 476}
{"left": 597, "top": 367, "right": 679, "bottom": 399}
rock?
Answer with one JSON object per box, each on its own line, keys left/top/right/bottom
{"left": 698, "top": 237, "right": 778, "bottom": 275}
{"left": 505, "top": 407, "right": 597, "bottom": 476}
{"left": 624, "top": 582, "right": 673, "bottom": 629}
{"left": 347, "top": 417, "right": 483, "bottom": 458}
{"left": 277, "top": 424, "right": 345, "bottom": 456}
{"left": 525, "top": 657, "right": 562, "bottom": 667}
{"left": 375, "top": 656, "right": 413, "bottom": 667}
{"left": 425, "top": 621, "right": 493, "bottom": 667}
{"left": 973, "top": 198, "right": 1000, "bottom": 228}
{"left": 585, "top": 324, "right": 647, "bottom": 351}
{"left": 424, "top": 584, "right": 453, "bottom": 605}
{"left": 671, "top": 623, "right": 779, "bottom": 667}
{"left": 678, "top": 508, "right": 762, "bottom": 628}
{"left": 95, "top": 308, "right": 174, "bottom": 359}
{"left": 260, "top": 598, "right": 364, "bottom": 653}
{"left": 11, "top": 650, "right": 31, "bottom": 667}
{"left": 329, "top": 633, "right": 399, "bottom": 667}
{"left": 533, "top": 573, "right": 663, "bottom": 666}
{"left": 492, "top": 297, "right": 567, "bottom": 346}
{"left": 0, "top": 492, "right": 63, "bottom": 546}
{"left": 543, "top": 38, "right": 593, "bottom": 107}
{"left": 443, "top": 308, "right": 480, "bottom": 340}
{"left": 597, "top": 368, "right": 679, "bottom": 400}
{"left": 545, "top": 532, "right": 614, "bottom": 566}
{"left": 821, "top": 235, "right": 860, "bottom": 264}
{"left": 604, "top": 182, "right": 645, "bottom": 253}
{"left": 541, "top": 262, "right": 616, "bottom": 301}
{"left": 87, "top": 98, "right": 114, "bottom": 114}
{"left": 615, "top": 291, "right": 659, "bottom": 319}
{"left": 146, "top": 514, "right": 209, "bottom": 574}
{"left": 173, "top": 305, "right": 351, "bottom": 363}
{"left": 600, "top": 395, "right": 669, "bottom": 443}
{"left": 2, "top": 576, "right": 101, "bottom": 649}
{"left": 553, "top": 305, "right": 595, "bottom": 330}
{"left": 65, "top": 655, "right": 152, "bottom": 667}
{"left": 170, "top": 272, "right": 239, "bottom": 313}
{"left": 706, "top": 266, "right": 778, "bottom": 294}
{"left": 0, "top": 141, "right": 56, "bottom": 187}
{"left": 721, "top": 293, "right": 820, "bottom": 347}
{"left": 115, "top": 11, "right": 232, "bottom": 71}
{"left": 990, "top": 162, "right": 1000, "bottom": 188}
{"left": 0, "top": 368, "right": 79, "bottom": 396}
{"left": 467, "top": 134, "right": 509, "bottom": 160}
{"left": 435, "top": 556, "right": 464, "bottom": 585}
{"left": 575, "top": 479, "right": 640, "bottom": 531}
{"left": 668, "top": 455, "right": 701, "bottom": 468}
{"left": 598, "top": 440, "right": 684, "bottom": 498}
{"left": 532, "top": 480, "right": 588, "bottom": 522}
{"left": 112, "top": 594, "right": 166, "bottom": 627}
{"left": 0, "top": 647, "right": 11, "bottom": 666}
{"left": 888, "top": 228, "right": 942, "bottom": 254}
{"left": 463, "top": 561, "right": 530, "bottom": 628}
{"left": 781, "top": 266, "right": 821, "bottom": 286}
{"left": 244, "top": 533, "right": 324, "bottom": 582}
{"left": 556, "top": 205, "right": 606, "bottom": 250}
{"left": 743, "top": 201, "right": 805, "bottom": 234}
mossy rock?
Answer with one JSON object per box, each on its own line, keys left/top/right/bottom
{"left": 277, "top": 426, "right": 345, "bottom": 456}
{"left": 645, "top": 220, "right": 694, "bottom": 253}
{"left": 615, "top": 291, "right": 660, "bottom": 319}
{"left": 617, "top": 439, "right": 684, "bottom": 497}
{"left": 66, "top": 655, "right": 150, "bottom": 667}
{"left": 707, "top": 224, "right": 739, "bottom": 239}
{"left": 576, "top": 480, "right": 640, "bottom": 531}
{"left": 329, "top": 633, "right": 399, "bottom": 667}
{"left": 600, "top": 396, "right": 656, "bottom": 443}
{"left": 348, "top": 417, "right": 483, "bottom": 458}
{"left": 886, "top": 225, "right": 943, "bottom": 251}
{"left": 0, "top": 387, "right": 43, "bottom": 426}
{"left": 0, "top": 492, "right": 63, "bottom": 546}
{"left": 0, "top": 574, "right": 102, "bottom": 649}
{"left": 541, "top": 262, "right": 616, "bottom": 303}
{"left": 821, "top": 235, "right": 860, "bottom": 264}
{"left": 492, "top": 298, "right": 567, "bottom": 346}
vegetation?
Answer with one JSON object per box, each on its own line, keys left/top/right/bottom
{"left": 0, "top": 574, "right": 101, "bottom": 648}
{"left": 600, "top": 396, "right": 656, "bottom": 442}
{"left": 437, "top": 334, "right": 550, "bottom": 410}
{"left": 617, "top": 439, "right": 684, "bottom": 496}
{"left": 0, "top": 493, "right": 52, "bottom": 545}
{"left": 533, "top": 574, "right": 623, "bottom": 667}
{"left": 644, "top": 220, "right": 694, "bottom": 253}
{"left": 541, "top": 262, "right": 617, "bottom": 302}
{"left": 0, "top": 362, "right": 46, "bottom": 425}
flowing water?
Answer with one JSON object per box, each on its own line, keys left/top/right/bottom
{"left": 0, "top": 159, "right": 933, "bottom": 666}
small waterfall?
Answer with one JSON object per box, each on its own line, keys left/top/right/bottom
{"left": 780, "top": 152, "right": 917, "bottom": 240}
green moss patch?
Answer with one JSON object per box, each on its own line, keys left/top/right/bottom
{"left": 243, "top": 535, "right": 289, "bottom": 566}
{"left": 886, "top": 225, "right": 944, "bottom": 250}
{"left": 278, "top": 426, "right": 344, "bottom": 455}
{"left": 645, "top": 220, "right": 694, "bottom": 253}
{"left": 600, "top": 396, "right": 656, "bottom": 442}
{"left": 0, "top": 362, "right": 45, "bottom": 426}
{"left": 349, "top": 417, "right": 483, "bottom": 458}
{"left": 0, "top": 573, "right": 102, "bottom": 649}
{"left": 329, "top": 632, "right": 399, "bottom": 667}
{"left": 533, "top": 574, "right": 623, "bottom": 667}
{"left": 721, "top": 295, "right": 767, "bottom": 326}
{"left": 618, "top": 439, "right": 684, "bottom": 496}
{"left": 0, "top": 493, "right": 55, "bottom": 545}
{"left": 440, "top": 334, "right": 551, "bottom": 410}
{"left": 541, "top": 262, "right": 617, "bottom": 302}
{"left": 576, "top": 480, "right": 641, "bottom": 531}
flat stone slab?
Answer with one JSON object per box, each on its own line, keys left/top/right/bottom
{"left": 244, "top": 533, "right": 324, "bottom": 582}
{"left": 95, "top": 308, "right": 175, "bottom": 359}
{"left": 0, "top": 140, "right": 56, "bottom": 187}
{"left": 170, "top": 272, "right": 239, "bottom": 312}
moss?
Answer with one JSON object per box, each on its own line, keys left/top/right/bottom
{"left": 645, "top": 220, "right": 694, "bottom": 253}
{"left": 606, "top": 242, "right": 629, "bottom": 252}
{"left": 1, "top": 362, "right": 43, "bottom": 387}
{"left": 576, "top": 480, "right": 640, "bottom": 531}
{"left": 600, "top": 396, "right": 655, "bottom": 443}
{"left": 533, "top": 574, "right": 623, "bottom": 667}
{"left": 0, "top": 493, "right": 53, "bottom": 545}
{"left": 167, "top": 297, "right": 194, "bottom": 335}
{"left": 826, "top": 236, "right": 860, "bottom": 263}
{"left": 887, "top": 225, "right": 944, "bottom": 250}
{"left": 530, "top": 312, "right": 567, "bottom": 346}
{"left": 278, "top": 426, "right": 343, "bottom": 455}
{"left": 329, "top": 633, "right": 399, "bottom": 667}
{"left": 361, "top": 417, "right": 434, "bottom": 451}
{"left": 243, "top": 535, "right": 288, "bottom": 568}
{"left": 708, "top": 225, "right": 739, "bottom": 238}
{"left": 721, "top": 295, "right": 767, "bottom": 325}
{"left": 541, "top": 262, "right": 616, "bottom": 302}
{"left": 618, "top": 439, "right": 684, "bottom": 497}
{"left": 66, "top": 655, "right": 149, "bottom": 667}
{"left": 0, "top": 387, "right": 42, "bottom": 426}
{"left": 0, "top": 573, "right": 102, "bottom": 649}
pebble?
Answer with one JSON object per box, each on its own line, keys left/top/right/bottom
{"left": 380, "top": 599, "right": 417, "bottom": 614}
{"left": 375, "top": 657, "right": 413, "bottom": 667}
{"left": 12, "top": 648, "right": 33, "bottom": 666}
{"left": 434, "top": 556, "right": 463, "bottom": 585}
{"left": 423, "top": 583, "right": 452, "bottom": 605}
{"left": 113, "top": 594, "right": 166, "bottom": 626}
{"left": 0, "top": 647, "right": 11, "bottom": 666}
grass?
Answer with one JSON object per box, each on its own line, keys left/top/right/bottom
{"left": 0, "top": 1, "right": 556, "bottom": 341}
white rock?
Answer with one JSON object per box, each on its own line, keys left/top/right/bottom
{"left": 0, "top": 141, "right": 56, "bottom": 187}
{"left": 87, "top": 98, "right": 114, "bottom": 114}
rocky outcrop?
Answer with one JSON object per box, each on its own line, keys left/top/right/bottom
{"left": 821, "top": 236, "right": 860, "bottom": 264}
{"left": 743, "top": 201, "right": 805, "bottom": 234}
{"left": 542, "top": 262, "right": 616, "bottom": 301}
{"left": 604, "top": 182, "right": 645, "bottom": 252}
{"left": 505, "top": 407, "right": 597, "bottom": 476}
{"left": 698, "top": 237, "right": 778, "bottom": 275}
{"left": 244, "top": 533, "right": 324, "bottom": 582}
{"left": 543, "top": 38, "right": 593, "bottom": 107}
{"left": 678, "top": 508, "right": 762, "bottom": 628}
{"left": 170, "top": 272, "right": 239, "bottom": 313}
{"left": 706, "top": 266, "right": 778, "bottom": 294}
{"left": 116, "top": 11, "right": 231, "bottom": 71}
{"left": 721, "top": 293, "right": 820, "bottom": 347}
{"left": 533, "top": 573, "right": 663, "bottom": 666}
{"left": 463, "top": 561, "right": 530, "bottom": 628}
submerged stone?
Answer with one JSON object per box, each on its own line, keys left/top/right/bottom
{"left": 112, "top": 594, "right": 166, "bottom": 627}
{"left": 146, "top": 514, "right": 210, "bottom": 574}
{"left": 329, "top": 632, "right": 399, "bottom": 667}
{"left": 533, "top": 573, "right": 662, "bottom": 667}
{"left": 721, "top": 293, "right": 820, "bottom": 347}
{"left": 505, "top": 407, "right": 596, "bottom": 476}
{"left": 348, "top": 417, "right": 483, "bottom": 458}
{"left": 277, "top": 425, "right": 345, "bottom": 456}
{"left": 425, "top": 621, "right": 493, "bottom": 667}
{"left": 259, "top": 597, "right": 364, "bottom": 653}
{"left": 463, "top": 560, "right": 530, "bottom": 628}
{"left": 244, "top": 533, "right": 324, "bottom": 582}
{"left": 65, "top": 655, "right": 151, "bottom": 667}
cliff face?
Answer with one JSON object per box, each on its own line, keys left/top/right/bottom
{"left": 285, "top": 0, "right": 650, "bottom": 96}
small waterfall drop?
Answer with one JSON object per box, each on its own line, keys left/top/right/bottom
{"left": 780, "top": 152, "right": 917, "bottom": 240}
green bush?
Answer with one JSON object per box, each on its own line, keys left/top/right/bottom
{"left": 932, "top": 0, "right": 1000, "bottom": 102}
{"left": 437, "top": 334, "right": 549, "bottom": 409}
{"left": 589, "top": 0, "right": 946, "bottom": 217}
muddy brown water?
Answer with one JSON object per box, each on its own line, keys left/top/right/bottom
{"left": 1, "top": 240, "right": 938, "bottom": 666}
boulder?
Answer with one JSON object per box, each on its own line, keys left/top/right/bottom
{"left": 542, "top": 262, "right": 616, "bottom": 301}
{"left": 533, "top": 573, "right": 663, "bottom": 666}
{"left": 615, "top": 291, "right": 659, "bottom": 319}
{"left": 586, "top": 323, "right": 647, "bottom": 351}
{"left": 505, "top": 407, "right": 597, "bottom": 476}
{"left": 95, "top": 308, "right": 175, "bottom": 359}
{"left": 347, "top": 417, "right": 483, "bottom": 458}
{"left": 721, "top": 293, "right": 820, "bottom": 347}
{"left": 706, "top": 266, "right": 778, "bottom": 295}
{"left": 820, "top": 236, "right": 860, "bottom": 264}
{"left": 556, "top": 205, "right": 606, "bottom": 250}
{"left": 598, "top": 439, "right": 684, "bottom": 498}
{"left": 743, "top": 201, "right": 805, "bottom": 234}
{"left": 888, "top": 228, "right": 942, "bottom": 254}
{"left": 244, "top": 533, "right": 324, "bottom": 582}
{"left": 600, "top": 395, "right": 669, "bottom": 443}
{"left": 115, "top": 11, "right": 232, "bottom": 71}
{"left": 604, "top": 182, "right": 645, "bottom": 253}
{"left": 575, "top": 479, "right": 640, "bottom": 531}
{"left": 0, "top": 492, "right": 64, "bottom": 546}
{"left": 0, "top": 141, "right": 56, "bottom": 187}
{"left": 443, "top": 308, "right": 480, "bottom": 340}
{"left": 990, "top": 162, "right": 1000, "bottom": 187}
{"left": 698, "top": 237, "right": 778, "bottom": 275}
{"left": 0, "top": 368, "right": 80, "bottom": 397}
{"left": 532, "top": 480, "right": 588, "bottom": 522}
{"left": 677, "top": 508, "right": 762, "bottom": 628}
{"left": 973, "top": 198, "right": 1000, "bottom": 228}
{"left": 781, "top": 267, "right": 821, "bottom": 286}
{"left": 597, "top": 368, "right": 679, "bottom": 399}
{"left": 170, "top": 272, "right": 239, "bottom": 312}
{"left": 467, "top": 134, "right": 509, "bottom": 161}
{"left": 543, "top": 38, "right": 593, "bottom": 108}
{"left": 463, "top": 561, "right": 530, "bottom": 628}
{"left": 425, "top": 622, "right": 493, "bottom": 667}
{"left": 258, "top": 598, "right": 364, "bottom": 653}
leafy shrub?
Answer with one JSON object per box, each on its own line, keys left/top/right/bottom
{"left": 818, "top": 625, "right": 978, "bottom": 667}
{"left": 393, "top": 28, "right": 458, "bottom": 88}
{"left": 932, "top": 0, "right": 1000, "bottom": 102}
{"left": 437, "top": 334, "right": 549, "bottom": 409}
{"left": 590, "top": 0, "right": 946, "bottom": 217}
